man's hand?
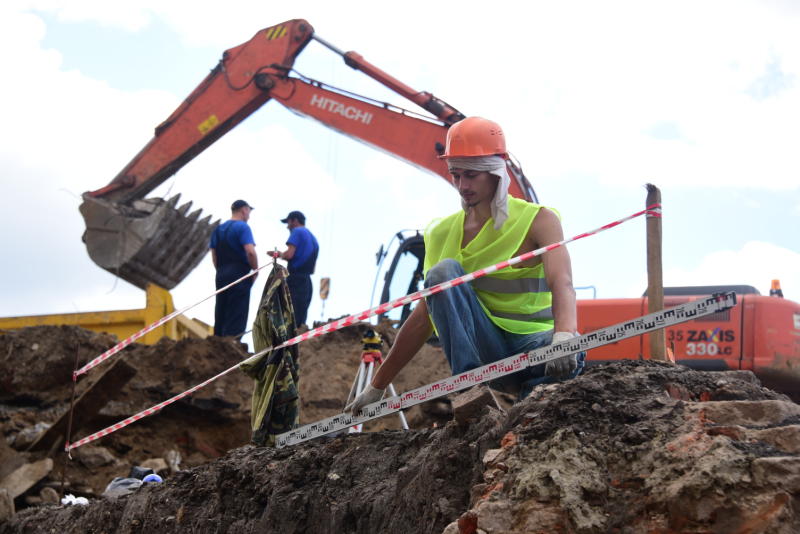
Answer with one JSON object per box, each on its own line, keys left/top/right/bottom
{"left": 344, "top": 384, "right": 385, "bottom": 415}
{"left": 267, "top": 251, "right": 280, "bottom": 259}
{"left": 545, "top": 331, "right": 578, "bottom": 380}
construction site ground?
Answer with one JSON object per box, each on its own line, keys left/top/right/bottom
{"left": 2, "top": 324, "right": 800, "bottom": 533}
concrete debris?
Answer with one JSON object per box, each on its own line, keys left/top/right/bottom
{"left": 452, "top": 385, "right": 503, "bottom": 425}
{"left": 0, "top": 459, "right": 53, "bottom": 499}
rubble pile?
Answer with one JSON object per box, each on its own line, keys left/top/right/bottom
{"left": 0, "top": 323, "right": 450, "bottom": 522}
{"left": 3, "top": 326, "right": 800, "bottom": 533}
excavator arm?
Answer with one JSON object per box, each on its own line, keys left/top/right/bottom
{"left": 81, "top": 19, "right": 535, "bottom": 290}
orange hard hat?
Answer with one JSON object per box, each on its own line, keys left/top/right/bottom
{"left": 440, "top": 117, "right": 507, "bottom": 159}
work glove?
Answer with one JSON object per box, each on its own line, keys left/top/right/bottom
{"left": 344, "top": 384, "right": 385, "bottom": 415}
{"left": 545, "top": 331, "right": 578, "bottom": 380}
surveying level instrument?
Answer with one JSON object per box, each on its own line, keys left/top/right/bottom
{"left": 345, "top": 329, "right": 409, "bottom": 433}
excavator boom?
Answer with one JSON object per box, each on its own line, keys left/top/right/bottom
{"left": 81, "top": 19, "right": 535, "bottom": 290}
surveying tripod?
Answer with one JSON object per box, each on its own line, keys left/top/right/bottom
{"left": 345, "top": 329, "right": 409, "bottom": 433}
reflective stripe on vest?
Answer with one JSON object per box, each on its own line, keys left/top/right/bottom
{"left": 471, "top": 276, "right": 550, "bottom": 294}
{"left": 491, "top": 307, "right": 554, "bottom": 322}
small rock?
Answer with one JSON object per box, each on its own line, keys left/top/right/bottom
{"left": 140, "top": 458, "right": 169, "bottom": 474}
{"left": 39, "top": 487, "right": 59, "bottom": 504}
{"left": 500, "top": 432, "right": 517, "bottom": 449}
{"left": 483, "top": 468, "right": 504, "bottom": 483}
{"left": 12, "top": 423, "right": 51, "bottom": 450}
{"left": 752, "top": 457, "right": 800, "bottom": 492}
{"left": 74, "top": 446, "right": 117, "bottom": 469}
{"left": 165, "top": 450, "right": 182, "bottom": 473}
{"left": 452, "top": 386, "right": 502, "bottom": 425}
{"left": 482, "top": 448, "right": 503, "bottom": 466}
{"left": 0, "top": 489, "right": 14, "bottom": 521}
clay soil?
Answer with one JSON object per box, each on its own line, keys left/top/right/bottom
{"left": 3, "top": 325, "right": 800, "bottom": 533}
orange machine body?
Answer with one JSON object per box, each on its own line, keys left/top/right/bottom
{"left": 578, "top": 294, "right": 800, "bottom": 398}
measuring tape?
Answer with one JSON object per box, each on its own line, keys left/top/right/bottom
{"left": 275, "top": 291, "right": 736, "bottom": 448}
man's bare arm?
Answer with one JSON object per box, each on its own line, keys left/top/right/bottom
{"left": 244, "top": 244, "right": 258, "bottom": 271}
{"left": 371, "top": 300, "right": 434, "bottom": 389}
{"left": 282, "top": 244, "right": 296, "bottom": 260}
{"left": 531, "top": 208, "right": 577, "bottom": 333}
{"left": 269, "top": 244, "right": 297, "bottom": 260}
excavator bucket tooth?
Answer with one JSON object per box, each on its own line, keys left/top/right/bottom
{"left": 176, "top": 201, "right": 193, "bottom": 216}
{"left": 166, "top": 194, "right": 181, "bottom": 208}
{"left": 186, "top": 208, "right": 203, "bottom": 222}
{"left": 80, "top": 195, "right": 219, "bottom": 290}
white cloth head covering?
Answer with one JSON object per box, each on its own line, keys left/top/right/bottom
{"left": 447, "top": 155, "right": 510, "bottom": 230}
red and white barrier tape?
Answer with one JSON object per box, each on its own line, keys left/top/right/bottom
{"left": 276, "top": 291, "right": 735, "bottom": 448}
{"left": 73, "top": 266, "right": 270, "bottom": 379}
{"left": 66, "top": 362, "right": 246, "bottom": 452}
{"left": 65, "top": 204, "right": 660, "bottom": 451}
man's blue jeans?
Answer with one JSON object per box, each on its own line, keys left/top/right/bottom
{"left": 424, "top": 258, "right": 585, "bottom": 398}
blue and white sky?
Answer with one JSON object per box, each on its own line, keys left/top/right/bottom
{"left": 1, "top": 1, "right": 798, "bottom": 339}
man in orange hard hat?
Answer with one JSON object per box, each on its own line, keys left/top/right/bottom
{"left": 347, "top": 117, "right": 584, "bottom": 413}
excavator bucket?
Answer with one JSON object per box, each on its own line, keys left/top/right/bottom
{"left": 80, "top": 194, "right": 219, "bottom": 290}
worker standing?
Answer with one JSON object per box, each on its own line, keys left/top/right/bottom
{"left": 210, "top": 200, "right": 258, "bottom": 337}
{"left": 347, "top": 117, "right": 585, "bottom": 413}
{"left": 269, "top": 210, "right": 319, "bottom": 328}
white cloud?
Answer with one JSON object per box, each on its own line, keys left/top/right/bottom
{"left": 625, "top": 241, "right": 800, "bottom": 298}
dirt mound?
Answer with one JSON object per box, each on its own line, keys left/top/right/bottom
{"left": 4, "top": 351, "right": 800, "bottom": 533}
{"left": 0, "top": 323, "right": 450, "bottom": 516}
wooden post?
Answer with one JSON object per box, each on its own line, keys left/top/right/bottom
{"left": 646, "top": 184, "right": 666, "bottom": 361}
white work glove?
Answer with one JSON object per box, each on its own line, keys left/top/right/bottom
{"left": 344, "top": 384, "right": 385, "bottom": 415}
{"left": 545, "top": 331, "right": 578, "bottom": 380}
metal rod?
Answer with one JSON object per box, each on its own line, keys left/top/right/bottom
{"left": 312, "top": 34, "right": 346, "bottom": 57}
{"left": 349, "top": 362, "right": 369, "bottom": 433}
{"left": 60, "top": 342, "right": 81, "bottom": 496}
{"left": 386, "top": 383, "right": 409, "bottom": 430}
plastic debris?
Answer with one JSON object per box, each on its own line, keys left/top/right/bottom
{"left": 61, "top": 494, "right": 89, "bottom": 506}
{"left": 102, "top": 477, "right": 143, "bottom": 499}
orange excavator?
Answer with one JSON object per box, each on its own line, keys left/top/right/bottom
{"left": 81, "top": 19, "right": 800, "bottom": 397}
{"left": 80, "top": 18, "right": 534, "bottom": 290}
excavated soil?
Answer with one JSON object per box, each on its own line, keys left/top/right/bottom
{"left": 0, "top": 323, "right": 451, "bottom": 514}
{"left": 3, "top": 326, "right": 800, "bottom": 533}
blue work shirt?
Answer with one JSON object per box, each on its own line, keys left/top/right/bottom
{"left": 287, "top": 226, "right": 319, "bottom": 275}
{"left": 210, "top": 220, "right": 255, "bottom": 278}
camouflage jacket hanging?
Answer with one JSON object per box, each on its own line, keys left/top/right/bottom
{"left": 239, "top": 264, "right": 300, "bottom": 446}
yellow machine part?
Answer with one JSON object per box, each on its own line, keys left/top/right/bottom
{"left": 0, "top": 284, "right": 211, "bottom": 344}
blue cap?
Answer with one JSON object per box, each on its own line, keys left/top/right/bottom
{"left": 142, "top": 474, "right": 163, "bottom": 483}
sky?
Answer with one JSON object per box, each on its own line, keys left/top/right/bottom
{"left": 1, "top": 0, "right": 798, "bottom": 348}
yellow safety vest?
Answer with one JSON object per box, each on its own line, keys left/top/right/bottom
{"left": 423, "top": 197, "right": 554, "bottom": 334}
